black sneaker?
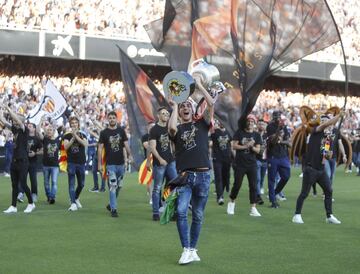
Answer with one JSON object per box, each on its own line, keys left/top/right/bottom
{"left": 49, "top": 199, "right": 55, "bottom": 204}
{"left": 111, "top": 209, "right": 118, "bottom": 217}
{"left": 106, "top": 204, "right": 111, "bottom": 212}
{"left": 89, "top": 187, "right": 99, "bottom": 193}
{"left": 99, "top": 188, "right": 106, "bottom": 192}
{"left": 269, "top": 202, "right": 280, "bottom": 208}
{"left": 152, "top": 214, "right": 160, "bottom": 221}
{"left": 257, "top": 196, "right": 264, "bottom": 205}
{"left": 217, "top": 198, "right": 224, "bottom": 205}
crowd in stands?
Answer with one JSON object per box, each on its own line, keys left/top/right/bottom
{"left": 0, "top": 0, "right": 359, "bottom": 66}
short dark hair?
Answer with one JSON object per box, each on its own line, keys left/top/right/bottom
{"left": 107, "top": 111, "right": 117, "bottom": 117}
{"left": 69, "top": 116, "right": 79, "bottom": 123}
{"left": 157, "top": 106, "right": 168, "bottom": 113}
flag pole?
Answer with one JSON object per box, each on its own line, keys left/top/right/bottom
{"left": 324, "top": 0, "right": 349, "bottom": 166}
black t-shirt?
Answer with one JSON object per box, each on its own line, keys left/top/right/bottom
{"left": 63, "top": 132, "right": 87, "bottom": 164}
{"left": 149, "top": 123, "right": 174, "bottom": 166}
{"left": 211, "top": 128, "right": 232, "bottom": 162}
{"left": 28, "top": 135, "right": 42, "bottom": 163}
{"left": 306, "top": 127, "right": 334, "bottom": 170}
{"left": 173, "top": 119, "right": 211, "bottom": 172}
{"left": 141, "top": 133, "right": 149, "bottom": 159}
{"left": 43, "top": 137, "right": 60, "bottom": 167}
{"left": 266, "top": 122, "right": 290, "bottom": 158}
{"left": 99, "top": 127, "right": 128, "bottom": 165}
{"left": 233, "top": 130, "right": 261, "bottom": 167}
{"left": 12, "top": 125, "right": 29, "bottom": 161}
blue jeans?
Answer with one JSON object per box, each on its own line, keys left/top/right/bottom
{"left": 152, "top": 161, "right": 177, "bottom": 215}
{"left": 324, "top": 158, "right": 336, "bottom": 185}
{"left": 86, "top": 149, "right": 96, "bottom": 170}
{"left": 92, "top": 156, "right": 106, "bottom": 190}
{"left": 267, "top": 157, "right": 291, "bottom": 203}
{"left": 256, "top": 160, "right": 267, "bottom": 195}
{"left": 107, "top": 165, "right": 125, "bottom": 210}
{"left": 4, "top": 141, "right": 13, "bottom": 173}
{"left": 176, "top": 171, "right": 210, "bottom": 249}
{"left": 67, "top": 163, "right": 85, "bottom": 203}
{"left": 43, "top": 166, "right": 59, "bottom": 199}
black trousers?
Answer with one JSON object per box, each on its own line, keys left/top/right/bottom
{"left": 230, "top": 165, "right": 257, "bottom": 204}
{"left": 213, "top": 160, "right": 231, "bottom": 200}
{"left": 10, "top": 160, "right": 33, "bottom": 206}
{"left": 295, "top": 166, "right": 332, "bottom": 217}
{"left": 27, "top": 161, "right": 38, "bottom": 195}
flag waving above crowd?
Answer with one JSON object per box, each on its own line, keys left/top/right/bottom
{"left": 145, "top": 0, "right": 340, "bottom": 134}
{"left": 118, "top": 46, "right": 170, "bottom": 170}
{"left": 27, "top": 80, "right": 67, "bottom": 125}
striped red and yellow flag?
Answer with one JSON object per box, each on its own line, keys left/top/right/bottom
{"left": 59, "top": 138, "right": 67, "bottom": 172}
{"left": 138, "top": 158, "right": 153, "bottom": 185}
{"left": 101, "top": 149, "right": 107, "bottom": 179}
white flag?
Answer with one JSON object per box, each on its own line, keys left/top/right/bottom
{"left": 27, "top": 80, "right": 67, "bottom": 125}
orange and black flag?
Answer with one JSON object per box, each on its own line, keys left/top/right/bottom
{"left": 118, "top": 46, "right": 170, "bottom": 170}
{"left": 145, "top": 0, "right": 340, "bottom": 135}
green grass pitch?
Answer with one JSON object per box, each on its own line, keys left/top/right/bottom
{"left": 0, "top": 167, "right": 359, "bottom": 274}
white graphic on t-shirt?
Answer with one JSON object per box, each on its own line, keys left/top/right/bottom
{"left": 241, "top": 137, "right": 254, "bottom": 154}
{"left": 218, "top": 135, "right": 229, "bottom": 150}
{"left": 71, "top": 143, "right": 80, "bottom": 154}
{"left": 47, "top": 143, "right": 58, "bottom": 158}
{"left": 109, "top": 133, "right": 121, "bottom": 152}
{"left": 28, "top": 139, "right": 34, "bottom": 150}
{"left": 181, "top": 125, "right": 198, "bottom": 150}
{"left": 159, "top": 133, "right": 170, "bottom": 152}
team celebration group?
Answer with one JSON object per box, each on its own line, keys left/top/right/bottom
{"left": 0, "top": 78, "right": 351, "bottom": 265}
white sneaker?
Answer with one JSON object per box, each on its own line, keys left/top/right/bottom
{"left": 260, "top": 188, "right": 264, "bottom": 195}
{"left": 4, "top": 172, "right": 10, "bottom": 177}
{"left": 32, "top": 194, "right": 38, "bottom": 203}
{"left": 276, "top": 194, "right": 287, "bottom": 201}
{"left": 299, "top": 173, "right": 303, "bottom": 178}
{"left": 24, "top": 203, "right": 36, "bottom": 213}
{"left": 178, "top": 248, "right": 192, "bottom": 265}
{"left": 68, "top": 203, "right": 78, "bottom": 211}
{"left": 149, "top": 198, "right": 153, "bottom": 205}
{"left": 292, "top": 214, "right": 304, "bottom": 224}
{"left": 227, "top": 201, "right": 235, "bottom": 215}
{"left": 17, "top": 192, "right": 24, "bottom": 203}
{"left": 189, "top": 248, "right": 201, "bottom": 262}
{"left": 249, "top": 207, "right": 261, "bottom": 217}
{"left": 3, "top": 206, "right": 17, "bottom": 214}
{"left": 85, "top": 170, "right": 89, "bottom": 175}
{"left": 326, "top": 214, "right": 341, "bottom": 224}
{"left": 75, "top": 199, "right": 82, "bottom": 209}
{"left": 345, "top": 169, "right": 352, "bottom": 173}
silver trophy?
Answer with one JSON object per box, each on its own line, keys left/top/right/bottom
{"left": 163, "top": 59, "right": 226, "bottom": 103}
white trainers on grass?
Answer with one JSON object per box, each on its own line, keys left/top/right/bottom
{"left": 178, "top": 248, "right": 192, "bottom": 265}
{"left": 227, "top": 201, "right": 235, "bottom": 215}
{"left": 292, "top": 214, "right": 304, "bottom": 224}
{"left": 4, "top": 206, "right": 17, "bottom": 214}
{"left": 326, "top": 214, "right": 341, "bottom": 224}
{"left": 24, "top": 203, "right": 36, "bottom": 213}
{"left": 75, "top": 199, "right": 82, "bottom": 209}
{"left": 190, "top": 249, "right": 201, "bottom": 262}
{"left": 249, "top": 207, "right": 261, "bottom": 217}
{"left": 68, "top": 203, "right": 78, "bottom": 211}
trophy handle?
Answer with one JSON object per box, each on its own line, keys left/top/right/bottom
{"left": 190, "top": 59, "right": 205, "bottom": 70}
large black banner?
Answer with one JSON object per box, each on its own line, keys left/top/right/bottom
{"left": 0, "top": 28, "right": 359, "bottom": 85}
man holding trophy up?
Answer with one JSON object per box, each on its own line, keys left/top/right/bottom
{"left": 166, "top": 60, "right": 224, "bottom": 264}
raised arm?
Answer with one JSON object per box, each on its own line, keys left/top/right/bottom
{"left": 168, "top": 99, "right": 178, "bottom": 137}
{"left": 4, "top": 105, "right": 25, "bottom": 131}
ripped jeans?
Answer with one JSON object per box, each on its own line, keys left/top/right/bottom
{"left": 107, "top": 165, "right": 125, "bottom": 210}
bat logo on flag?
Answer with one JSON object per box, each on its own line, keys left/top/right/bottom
{"left": 42, "top": 97, "right": 56, "bottom": 113}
